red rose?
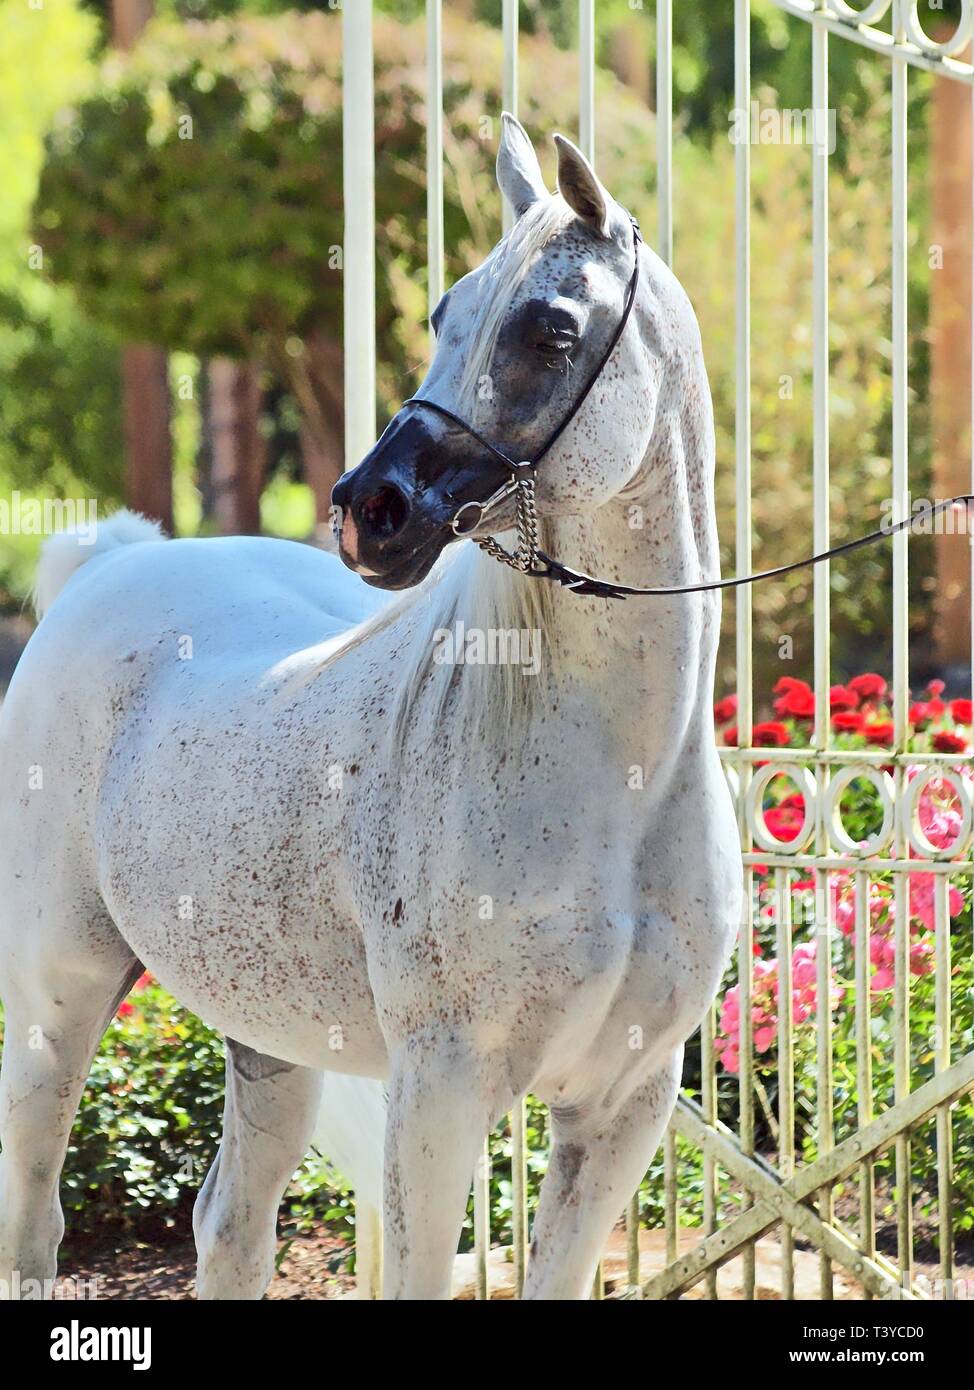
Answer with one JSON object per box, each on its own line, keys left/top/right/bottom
{"left": 752, "top": 721, "right": 790, "bottom": 747}
{"left": 774, "top": 687, "right": 816, "bottom": 719}
{"left": 829, "top": 685, "right": 858, "bottom": 711}
{"left": 950, "top": 698, "right": 972, "bottom": 726}
{"left": 773, "top": 676, "right": 812, "bottom": 696}
{"left": 832, "top": 711, "right": 864, "bottom": 733}
{"left": 865, "top": 720, "right": 894, "bottom": 747}
{"left": 714, "top": 694, "right": 738, "bottom": 725}
{"left": 764, "top": 804, "right": 803, "bottom": 841}
{"left": 932, "top": 731, "right": 968, "bottom": 753}
{"left": 849, "top": 673, "right": 887, "bottom": 702}
{"left": 910, "top": 701, "right": 930, "bottom": 729}
{"left": 928, "top": 679, "right": 946, "bottom": 697}
{"left": 723, "top": 726, "right": 738, "bottom": 747}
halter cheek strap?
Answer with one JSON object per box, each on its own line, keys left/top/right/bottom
{"left": 402, "top": 216, "right": 974, "bottom": 600}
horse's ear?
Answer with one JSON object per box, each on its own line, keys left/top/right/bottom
{"left": 497, "top": 112, "right": 547, "bottom": 218}
{"left": 553, "top": 134, "right": 610, "bottom": 236}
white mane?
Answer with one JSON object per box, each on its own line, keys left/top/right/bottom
{"left": 297, "top": 530, "right": 556, "bottom": 755}
{"left": 458, "top": 195, "right": 573, "bottom": 418}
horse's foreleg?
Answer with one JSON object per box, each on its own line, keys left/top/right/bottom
{"left": 193, "top": 1041, "right": 322, "bottom": 1300}
{"left": 0, "top": 951, "right": 143, "bottom": 1295}
{"left": 523, "top": 1049, "right": 683, "bottom": 1300}
{"left": 382, "top": 1040, "right": 496, "bottom": 1300}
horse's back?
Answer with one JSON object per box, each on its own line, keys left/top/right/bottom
{"left": 0, "top": 532, "right": 392, "bottom": 1068}
{"left": 2, "top": 532, "right": 388, "bottom": 745}
{"left": 38, "top": 531, "right": 386, "bottom": 655}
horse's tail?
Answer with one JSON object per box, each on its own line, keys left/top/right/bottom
{"left": 312, "top": 1073, "right": 387, "bottom": 1298}
{"left": 33, "top": 509, "right": 164, "bottom": 620}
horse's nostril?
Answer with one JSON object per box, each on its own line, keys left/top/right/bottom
{"left": 358, "top": 485, "right": 410, "bottom": 541}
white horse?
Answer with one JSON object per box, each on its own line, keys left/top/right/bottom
{"left": 0, "top": 117, "right": 741, "bottom": 1300}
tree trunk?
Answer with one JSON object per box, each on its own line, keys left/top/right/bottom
{"left": 208, "top": 359, "right": 266, "bottom": 535}
{"left": 121, "top": 345, "right": 173, "bottom": 534}
{"left": 285, "top": 328, "right": 345, "bottom": 530}
{"left": 112, "top": 0, "right": 173, "bottom": 533}
{"left": 929, "top": 44, "right": 972, "bottom": 672}
{"left": 609, "top": 20, "right": 650, "bottom": 105}
{"left": 111, "top": 0, "right": 154, "bottom": 52}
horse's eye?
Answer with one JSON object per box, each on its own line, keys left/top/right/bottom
{"left": 528, "top": 333, "right": 577, "bottom": 365}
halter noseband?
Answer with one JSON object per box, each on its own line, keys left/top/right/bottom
{"left": 403, "top": 215, "right": 974, "bottom": 601}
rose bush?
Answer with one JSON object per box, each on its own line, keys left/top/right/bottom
{"left": 710, "top": 671, "right": 974, "bottom": 1238}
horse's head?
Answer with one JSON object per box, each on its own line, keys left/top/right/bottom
{"left": 332, "top": 114, "right": 659, "bottom": 590}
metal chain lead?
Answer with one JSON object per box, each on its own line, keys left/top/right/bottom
{"left": 473, "top": 476, "right": 541, "bottom": 574}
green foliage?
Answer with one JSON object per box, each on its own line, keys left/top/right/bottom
{"left": 0, "top": 982, "right": 222, "bottom": 1243}
{"left": 677, "top": 65, "right": 935, "bottom": 695}
{"left": 33, "top": 13, "right": 653, "bottom": 384}
{"left": 0, "top": 289, "right": 123, "bottom": 503}
{"left": 0, "top": 979, "right": 348, "bottom": 1248}
{"left": 0, "top": 0, "right": 98, "bottom": 279}
{"left": 0, "top": 0, "right": 121, "bottom": 608}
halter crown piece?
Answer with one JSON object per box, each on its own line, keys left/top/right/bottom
{"left": 406, "top": 214, "right": 974, "bottom": 601}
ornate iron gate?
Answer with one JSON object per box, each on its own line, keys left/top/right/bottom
{"left": 341, "top": 0, "right": 974, "bottom": 1299}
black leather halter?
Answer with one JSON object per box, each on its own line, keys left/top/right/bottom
{"left": 404, "top": 216, "right": 974, "bottom": 600}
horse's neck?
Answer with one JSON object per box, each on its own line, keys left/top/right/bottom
{"left": 462, "top": 455, "right": 720, "bottom": 765}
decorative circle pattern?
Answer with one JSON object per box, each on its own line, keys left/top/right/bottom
{"left": 824, "top": 765, "right": 895, "bottom": 856}
{"left": 744, "top": 763, "right": 817, "bottom": 854}
{"left": 904, "top": 0, "right": 973, "bottom": 57}
{"left": 826, "top": 0, "right": 894, "bottom": 28}
{"left": 900, "top": 766, "right": 974, "bottom": 861}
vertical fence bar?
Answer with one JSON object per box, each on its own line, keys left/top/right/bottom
{"left": 580, "top": 0, "right": 597, "bottom": 1297}
{"left": 473, "top": 1137, "right": 490, "bottom": 1299}
{"left": 579, "top": 0, "right": 595, "bottom": 164}
{"left": 775, "top": 869, "right": 795, "bottom": 1299}
{"left": 934, "top": 874, "right": 953, "bottom": 1296}
{"left": 342, "top": 0, "right": 376, "bottom": 469}
{"left": 812, "top": 6, "right": 835, "bottom": 1300}
{"left": 891, "top": 0, "right": 913, "bottom": 1297}
{"left": 502, "top": 0, "right": 518, "bottom": 235}
{"left": 701, "top": 1000, "right": 719, "bottom": 1299}
{"left": 734, "top": 0, "right": 755, "bottom": 1301}
{"left": 511, "top": 1102, "right": 529, "bottom": 1295}
{"left": 651, "top": 0, "right": 675, "bottom": 1297}
{"left": 656, "top": 0, "right": 673, "bottom": 267}
{"left": 814, "top": 866, "right": 834, "bottom": 1299}
{"left": 734, "top": 9, "right": 753, "bottom": 755}
{"left": 503, "top": 0, "right": 518, "bottom": 116}
{"left": 812, "top": 1, "right": 830, "bottom": 745}
{"left": 854, "top": 872, "right": 876, "bottom": 1293}
{"left": 663, "top": 1124, "right": 678, "bottom": 1265}
{"left": 426, "top": 0, "right": 444, "bottom": 324}
{"left": 891, "top": 2, "right": 911, "bottom": 749}
{"left": 738, "top": 873, "right": 755, "bottom": 1301}
{"left": 626, "top": 1192, "right": 640, "bottom": 1292}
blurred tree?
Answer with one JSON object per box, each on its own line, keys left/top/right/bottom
{"left": 111, "top": 0, "right": 174, "bottom": 533}
{"left": 34, "top": 11, "right": 658, "bottom": 515}
{"left": 0, "top": 0, "right": 123, "bottom": 609}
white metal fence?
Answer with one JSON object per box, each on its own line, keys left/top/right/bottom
{"left": 341, "top": 0, "right": 974, "bottom": 1299}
